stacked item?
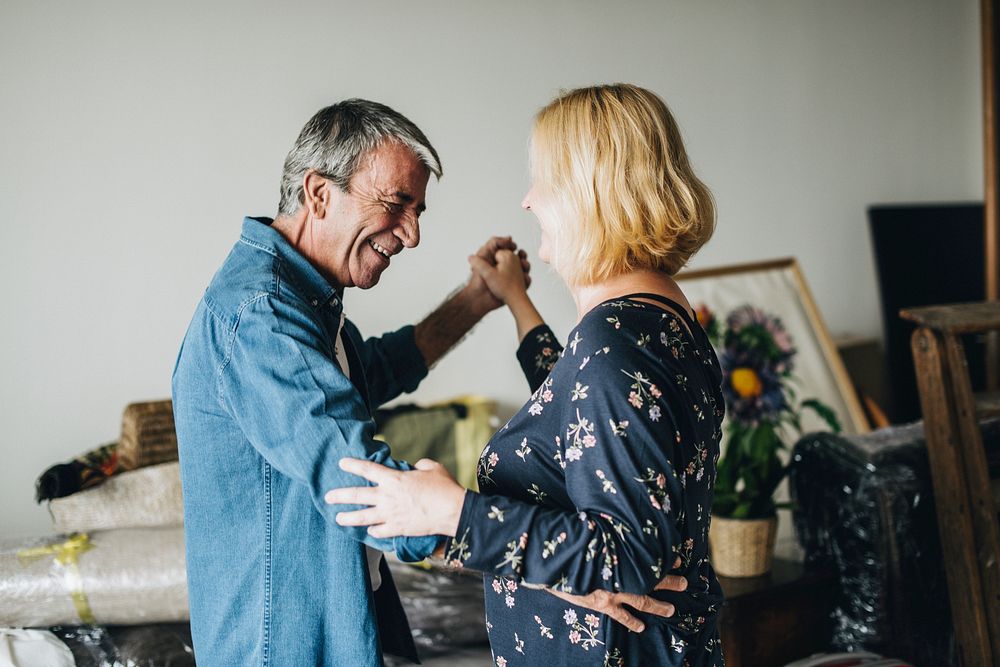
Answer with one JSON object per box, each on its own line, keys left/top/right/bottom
{"left": 2, "top": 397, "right": 498, "bottom": 666}
{"left": 1, "top": 400, "right": 194, "bottom": 667}
{"left": 788, "top": 419, "right": 1000, "bottom": 667}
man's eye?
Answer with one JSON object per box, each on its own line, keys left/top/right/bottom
{"left": 384, "top": 201, "right": 404, "bottom": 213}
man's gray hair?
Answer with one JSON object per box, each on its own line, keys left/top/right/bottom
{"left": 278, "top": 99, "right": 443, "bottom": 216}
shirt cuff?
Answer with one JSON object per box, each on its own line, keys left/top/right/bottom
{"left": 440, "top": 490, "right": 483, "bottom": 569}
{"left": 393, "top": 534, "right": 444, "bottom": 563}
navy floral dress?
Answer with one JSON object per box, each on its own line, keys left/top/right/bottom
{"left": 444, "top": 294, "right": 726, "bottom": 667}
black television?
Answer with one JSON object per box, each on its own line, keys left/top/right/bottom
{"left": 868, "top": 203, "right": 986, "bottom": 423}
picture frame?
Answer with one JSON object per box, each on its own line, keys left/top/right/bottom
{"left": 677, "top": 257, "right": 870, "bottom": 435}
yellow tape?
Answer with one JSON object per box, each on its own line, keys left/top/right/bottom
{"left": 18, "top": 533, "right": 97, "bottom": 624}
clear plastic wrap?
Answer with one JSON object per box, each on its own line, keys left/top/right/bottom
{"left": 48, "top": 462, "right": 183, "bottom": 533}
{"left": 386, "top": 557, "right": 489, "bottom": 653}
{"left": 788, "top": 419, "right": 1000, "bottom": 667}
{"left": 49, "top": 623, "right": 194, "bottom": 667}
{"left": 0, "top": 528, "right": 188, "bottom": 627}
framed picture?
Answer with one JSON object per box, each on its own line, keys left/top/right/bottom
{"left": 677, "top": 257, "right": 870, "bottom": 435}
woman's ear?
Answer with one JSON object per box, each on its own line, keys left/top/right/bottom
{"left": 302, "top": 170, "right": 330, "bottom": 219}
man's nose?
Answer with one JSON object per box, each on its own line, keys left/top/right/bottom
{"left": 395, "top": 214, "right": 420, "bottom": 248}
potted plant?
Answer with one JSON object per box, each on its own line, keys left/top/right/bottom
{"left": 697, "top": 304, "right": 840, "bottom": 577}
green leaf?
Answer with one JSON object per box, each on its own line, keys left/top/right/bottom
{"left": 801, "top": 399, "right": 842, "bottom": 433}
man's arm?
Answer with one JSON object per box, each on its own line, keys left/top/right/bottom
{"left": 413, "top": 236, "right": 530, "bottom": 367}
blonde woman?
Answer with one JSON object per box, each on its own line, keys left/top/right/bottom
{"left": 328, "top": 84, "right": 725, "bottom": 666}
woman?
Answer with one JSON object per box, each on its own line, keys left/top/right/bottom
{"left": 329, "top": 84, "right": 724, "bottom": 666}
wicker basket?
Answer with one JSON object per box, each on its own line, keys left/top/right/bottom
{"left": 118, "top": 400, "right": 177, "bottom": 471}
{"left": 709, "top": 515, "right": 778, "bottom": 577}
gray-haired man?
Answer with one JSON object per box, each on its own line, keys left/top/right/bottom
{"left": 172, "top": 99, "right": 682, "bottom": 666}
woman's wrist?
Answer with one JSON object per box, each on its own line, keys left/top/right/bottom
{"left": 507, "top": 292, "right": 544, "bottom": 342}
{"left": 441, "top": 487, "right": 468, "bottom": 537}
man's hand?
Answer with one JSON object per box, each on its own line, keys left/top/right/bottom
{"left": 464, "top": 236, "right": 531, "bottom": 314}
{"left": 468, "top": 249, "right": 530, "bottom": 306}
{"left": 544, "top": 559, "right": 687, "bottom": 633}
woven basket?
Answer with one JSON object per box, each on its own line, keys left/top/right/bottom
{"left": 118, "top": 400, "right": 177, "bottom": 471}
{"left": 709, "top": 515, "right": 778, "bottom": 577}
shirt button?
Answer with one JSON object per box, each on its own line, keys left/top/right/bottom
{"left": 310, "top": 299, "right": 318, "bottom": 307}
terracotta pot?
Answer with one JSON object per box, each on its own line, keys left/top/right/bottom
{"left": 708, "top": 515, "right": 778, "bottom": 577}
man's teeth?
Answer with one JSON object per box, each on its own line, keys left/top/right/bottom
{"left": 369, "top": 240, "right": 391, "bottom": 258}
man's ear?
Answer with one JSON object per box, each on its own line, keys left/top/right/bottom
{"left": 302, "top": 170, "right": 330, "bottom": 218}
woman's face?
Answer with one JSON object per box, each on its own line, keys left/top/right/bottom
{"left": 521, "top": 182, "right": 559, "bottom": 266}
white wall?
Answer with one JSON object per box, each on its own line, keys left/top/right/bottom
{"left": 0, "top": 0, "right": 982, "bottom": 538}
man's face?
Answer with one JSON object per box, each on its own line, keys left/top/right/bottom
{"left": 320, "top": 141, "right": 429, "bottom": 289}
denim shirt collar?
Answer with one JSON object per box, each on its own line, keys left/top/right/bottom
{"left": 239, "top": 216, "right": 343, "bottom": 312}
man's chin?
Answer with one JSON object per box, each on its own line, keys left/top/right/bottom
{"left": 354, "top": 272, "right": 382, "bottom": 290}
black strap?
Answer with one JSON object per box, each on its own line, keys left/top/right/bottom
{"left": 619, "top": 292, "right": 699, "bottom": 330}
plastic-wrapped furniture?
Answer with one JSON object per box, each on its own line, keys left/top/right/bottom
{"left": 788, "top": 419, "right": 1000, "bottom": 666}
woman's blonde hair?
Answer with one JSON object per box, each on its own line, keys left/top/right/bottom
{"left": 530, "top": 84, "right": 715, "bottom": 284}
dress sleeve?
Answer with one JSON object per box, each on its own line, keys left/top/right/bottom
{"left": 342, "top": 319, "right": 428, "bottom": 408}
{"left": 515, "top": 324, "right": 564, "bottom": 393}
{"left": 219, "top": 295, "right": 440, "bottom": 562}
{"left": 443, "top": 346, "right": 684, "bottom": 595}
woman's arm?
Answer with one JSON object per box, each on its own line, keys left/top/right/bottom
{"left": 470, "top": 249, "right": 562, "bottom": 391}
{"left": 468, "top": 249, "right": 543, "bottom": 342}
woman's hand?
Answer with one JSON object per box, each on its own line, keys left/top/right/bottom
{"left": 545, "top": 558, "right": 688, "bottom": 633}
{"left": 325, "top": 458, "right": 466, "bottom": 538}
{"left": 468, "top": 248, "right": 530, "bottom": 305}
{"left": 469, "top": 249, "right": 544, "bottom": 341}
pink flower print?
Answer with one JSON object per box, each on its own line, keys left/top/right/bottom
{"left": 628, "top": 391, "right": 643, "bottom": 409}
{"left": 582, "top": 434, "right": 596, "bottom": 448}
{"left": 566, "top": 447, "right": 583, "bottom": 462}
{"left": 650, "top": 384, "right": 662, "bottom": 398}
{"left": 488, "top": 452, "right": 499, "bottom": 467}
{"left": 601, "top": 566, "right": 612, "bottom": 580}
{"left": 505, "top": 579, "right": 518, "bottom": 592}
{"left": 529, "top": 402, "right": 543, "bottom": 416}
{"left": 649, "top": 494, "right": 662, "bottom": 510}
{"left": 569, "top": 630, "right": 582, "bottom": 644}
{"left": 497, "top": 658, "right": 507, "bottom": 667}
{"left": 519, "top": 533, "right": 529, "bottom": 548}
{"left": 505, "top": 594, "right": 515, "bottom": 608}
{"left": 563, "top": 609, "right": 578, "bottom": 625}
{"left": 542, "top": 389, "right": 554, "bottom": 403}
{"left": 492, "top": 579, "right": 503, "bottom": 595}
{"left": 542, "top": 347, "right": 553, "bottom": 356}
{"left": 584, "top": 614, "right": 600, "bottom": 629}
{"left": 656, "top": 473, "right": 667, "bottom": 489}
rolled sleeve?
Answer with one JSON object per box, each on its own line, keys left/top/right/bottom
{"left": 343, "top": 321, "right": 429, "bottom": 408}
{"left": 220, "top": 294, "right": 439, "bottom": 562}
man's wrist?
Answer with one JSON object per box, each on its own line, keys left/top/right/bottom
{"left": 454, "top": 283, "right": 496, "bottom": 320}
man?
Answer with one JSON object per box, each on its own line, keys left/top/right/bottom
{"left": 172, "top": 99, "right": 683, "bottom": 667}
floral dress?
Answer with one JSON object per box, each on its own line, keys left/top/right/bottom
{"left": 444, "top": 293, "right": 726, "bottom": 667}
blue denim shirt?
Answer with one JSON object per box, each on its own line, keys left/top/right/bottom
{"left": 172, "top": 217, "right": 440, "bottom": 667}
